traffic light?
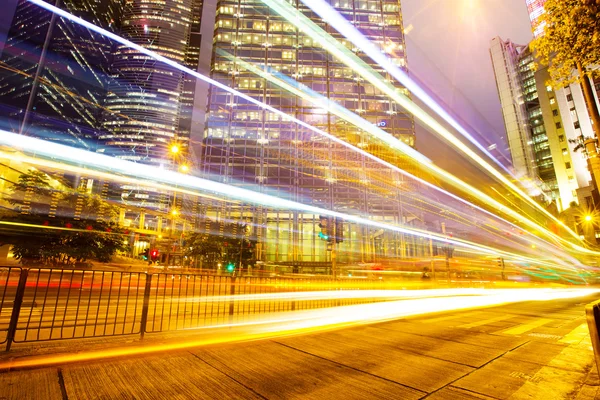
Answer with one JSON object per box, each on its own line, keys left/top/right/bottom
{"left": 141, "top": 248, "right": 149, "bottom": 260}
{"left": 318, "top": 215, "right": 330, "bottom": 241}
{"left": 150, "top": 249, "right": 159, "bottom": 262}
{"left": 226, "top": 262, "right": 235, "bottom": 273}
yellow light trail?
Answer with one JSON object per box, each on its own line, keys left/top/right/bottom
{"left": 0, "top": 141, "right": 583, "bottom": 272}
{"left": 26, "top": 0, "right": 596, "bottom": 261}
{"left": 222, "top": 50, "right": 587, "bottom": 258}
{"left": 257, "top": 0, "right": 589, "bottom": 251}
{"left": 1, "top": 288, "right": 596, "bottom": 370}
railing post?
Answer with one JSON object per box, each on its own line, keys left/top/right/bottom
{"left": 229, "top": 276, "right": 236, "bottom": 317}
{"left": 6, "top": 269, "right": 28, "bottom": 352}
{"left": 586, "top": 300, "right": 600, "bottom": 375}
{"left": 139, "top": 273, "right": 153, "bottom": 340}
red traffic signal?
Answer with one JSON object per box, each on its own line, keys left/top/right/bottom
{"left": 150, "top": 249, "right": 159, "bottom": 261}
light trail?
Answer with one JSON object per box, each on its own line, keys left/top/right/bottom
{"left": 1, "top": 288, "right": 597, "bottom": 370}
{"left": 292, "top": 0, "right": 573, "bottom": 229}
{"left": 0, "top": 129, "right": 582, "bottom": 271}
{"left": 22, "top": 1, "right": 597, "bottom": 258}
{"left": 220, "top": 51, "right": 579, "bottom": 261}
{"left": 299, "top": 0, "right": 510, "bottom": 176}
{"left": 179, "top": 288, "right": 517, "bottom": 304}
{"left": 256, "top": 0, "right": 587, "bottom": 249}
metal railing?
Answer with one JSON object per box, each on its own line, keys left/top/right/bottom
{"left": 0, "top": 266, "right": 389, "bottom": 351}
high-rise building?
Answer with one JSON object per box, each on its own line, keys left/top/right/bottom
{"left": 490, "top": 36, "right": 598, "bottom": 211}
{"left": 0, "top": 0, "right": 121, "bottom": 148}
{"left": 202, "top": 0, "right": 419, "bottom": 265}
{"left": 526, "top": 0, "right": 546, "bottom": 37}
{"left": 98, "top": 0, "right": 198, "bottom": 166}
{"left": 489, "top": 38, "right": 537, "bottom": 181}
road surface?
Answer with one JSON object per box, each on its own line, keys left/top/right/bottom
{"left": 1, "top": 293, "right": 598, "bottom": 399}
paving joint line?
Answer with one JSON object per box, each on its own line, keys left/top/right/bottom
{"left": 57, "top": 367, "right": 69, "bottom": 400}
{"left": 372, "top": 323, "right": 519, "bottom": 351}
{"left": 420, "top": 339, "right": 530, "bottom": 399}
{"left": 187, "top": 350, "right": 269, "bottom": 400}
{"left": 272, "top": 340, "right": 427, "bottom": 396}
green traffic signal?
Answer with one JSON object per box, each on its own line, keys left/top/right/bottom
{"left": 226, "top": 263, "right": 235, "bottom": 272}
{"left": 318, "top": 232, "right": 329, "bottom": 241}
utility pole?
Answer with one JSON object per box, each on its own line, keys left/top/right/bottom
{"left": 331, "top": 217, "right": 337, "bottom": 278}
{"left": 441, "top": 222, "right": 450, "bottom": 281}
{"left": 429, "top": 237, "right": 436, "bottom": 281}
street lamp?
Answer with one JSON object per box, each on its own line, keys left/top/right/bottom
{"left": 179, "top": 164, "right": 189, "bottom": 173}
{"left": 170, "top": 144, "right": 180, "bottom": 154}
{"left": 585, "top": 214, "right": 593, "bottom": 222}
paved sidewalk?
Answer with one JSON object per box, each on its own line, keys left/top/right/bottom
{"left": 1, "top": 295, "right": 599, "bottom": 399}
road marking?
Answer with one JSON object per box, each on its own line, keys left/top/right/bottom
{"left": 458, "top": 314, "right": 514, "bottom": 329}
{"left": 527, "top": 332, "right": 562, "bottom": 340}
{"left": 496, "top": 318, "right": 553, "bottom": 335}
{"left": 509, "top": 371, "right": 542, "bottom": 383}
{"left": 558, "top": 323, "right": 589, "bottom": 344}
{"left": 419, "top": 311, "right": 484, "bottom": 324}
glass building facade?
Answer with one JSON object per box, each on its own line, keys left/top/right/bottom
{"left": 202, "top": 0, "right": 420, "bottom": 266}
{"left": 526, "top": 0, "right": 546, "bottom": 38}
{"left": 99, "top": 0, "right": 198, "bottom": 166}
{"left": 0, "top": 0, "right": 121, "bottom": 148}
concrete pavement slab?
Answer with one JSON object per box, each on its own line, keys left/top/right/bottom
{"left": 191, "top": 341, "right": 425, "bottom": 399}
{"left": 274, "top": 332, "right": 474, "bottom": 392}
{"left": 0, "top": 368, "right": 63, "bottom": 400}
{"left": 502, "top": 342, "right": 568, "bottom": 366}
{"left": 61, "top": 352, "right": 262, "bottom": 400}
{"left": 313, "top": 325, "right": 505, "bottom": 368}
{"left": 453, "top": 358, "right": 545, "bottom": 399}
{"left": 376, "top": 320, "right": 529, "bottom": 350}
{"left": 425, "top": 386, "right": 498, "bottom": 399}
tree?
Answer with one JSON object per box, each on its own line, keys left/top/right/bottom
{"left": 569, "top": 135, "right": 594, "bottom": 153}
{"left": 1, "top": 169, "right": 127, "bottom": 266}
{"left": 183, "top": 222, "right": 256, "bottom": 269}
{"left": 0, "top": 213, "right": 127, "bottom": 266}
{"left": 532, "top": 0, "right": 600, "bottom": 138}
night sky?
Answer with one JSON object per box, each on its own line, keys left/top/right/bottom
{"left": 402, "top": 0, "right": 534, "bottom": 173}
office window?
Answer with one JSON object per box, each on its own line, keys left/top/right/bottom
{"left": 552, "top": 109, "right": 558, "bottom": 116}
{"left": 550, "top": 98, "right": 556, "bottom": 105}
{"left": 565, "top": 162, "right": 571, "bottom": 169}
{"left": 559, "top": 135, "right": 565, "bottom": 142}
{"left": 566, "top": 94, "right": 573, "bottom": 101}
{"left": 556, "top": 122, "right": 562, "bottom": 129}
{"left": 574, "top": 121, "right": 580, "bottom": 129}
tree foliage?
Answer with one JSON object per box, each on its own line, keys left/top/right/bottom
{"left": 531, "top": 0, "right": 600, "bottom": 87}
{"left": 0, "top": 213, "right": 127, "bottom": 266}
{"left": 0, "top": 169, "right": 127, "bottom": 266}
{"left": 183, "top": 222, "right": 257, "bottom": 269}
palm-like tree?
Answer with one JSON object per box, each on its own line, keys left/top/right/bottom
{"left": 568, "top": 135, "right": 594, "bottom": 154}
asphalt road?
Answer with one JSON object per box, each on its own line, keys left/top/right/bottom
{"left": 1, "top": 293, "right": 599, "bottom": 399}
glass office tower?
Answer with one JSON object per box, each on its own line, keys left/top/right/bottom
{"left": 202, "top": 0, "right": 419, "bottom": 266}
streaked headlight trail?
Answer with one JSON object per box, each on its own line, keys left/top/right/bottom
{"left": 23, "top": 0, "right": 600, "bottom": 259}
{"left": 0, "top": 129, "right": 589, "bottom": 272}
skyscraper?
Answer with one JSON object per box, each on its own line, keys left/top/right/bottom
{"left": 0, "top": 0, "right": 121, "bottom": 148}
{"left": 489, "top": 38, "right": 537, "bottom": 182}
{"left": 526, "top": 0, "right": 546, "bottom": 37}
{"left": 98, "top": 0, "right": 198, "bottom": 166}
{"left": 490, "top": 36, "right": 596, "bottom": 211}
{"left": 202, "top": 0, "right": 419, "bottom": 265}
